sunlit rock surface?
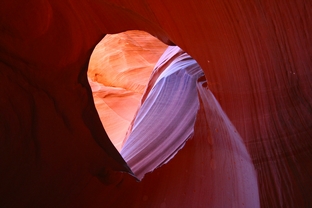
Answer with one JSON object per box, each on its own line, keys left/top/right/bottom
{"left": 88, "top": 31, "right": 167, "bottom": 150}
{"left": 121, "top": 46, "right": 204, "bottom": 180}
{"left": 0, "top": 0, "right": 311, "bottom": 207}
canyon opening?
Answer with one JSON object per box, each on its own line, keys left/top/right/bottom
{"left": 88, "top": 30, "right": 206, "bottom": 180}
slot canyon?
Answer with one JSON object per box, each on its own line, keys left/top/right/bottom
{"left": 0, "top": 1, "right": 311, "bottom": 207}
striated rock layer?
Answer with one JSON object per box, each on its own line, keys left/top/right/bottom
{"left": 0, "top": 0, "right": 311, "bottom": 207}
{"left": 88, "top": 31, "right": 167, "bottom": 151}
{"left": 121, "top": 46, "right": 204, "bottom": 180}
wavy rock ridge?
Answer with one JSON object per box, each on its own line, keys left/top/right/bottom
{"left": 121, "top": 46, "right": 204, "bottom": 180}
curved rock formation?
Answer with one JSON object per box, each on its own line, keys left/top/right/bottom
{"left": 121, "top": 46, "right": 204, "bottom": 180}
{"left": 0, "top": 0, "right": 311, "bottom": 207}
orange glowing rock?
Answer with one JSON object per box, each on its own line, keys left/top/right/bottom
{"left": 88, "top": 31, "right": 167, "bottom": 151}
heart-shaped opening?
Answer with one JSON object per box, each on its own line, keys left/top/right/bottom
{"left": 88, "top": 30, "right": 204, "bottom": 180}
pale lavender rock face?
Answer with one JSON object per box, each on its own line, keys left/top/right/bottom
{"left": 121, "top": 46, "right": 204, "bottom": 180}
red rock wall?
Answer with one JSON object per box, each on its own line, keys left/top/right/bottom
{"left": 0, "top": 0, "right": 311, "bottom": 207}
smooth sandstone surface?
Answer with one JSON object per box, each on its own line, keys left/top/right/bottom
{"left": 0, "top": 1, "right": 311, "bottom": 207}
{"left": 121, "top": 46, "right": 204, "bottom": 180}
{"left": 88, "top": 31, "right": 167, "bottom": 151}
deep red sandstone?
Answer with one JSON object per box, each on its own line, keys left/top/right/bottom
{"left": 0, "top": 1, "right": 311, "bottom": 207}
